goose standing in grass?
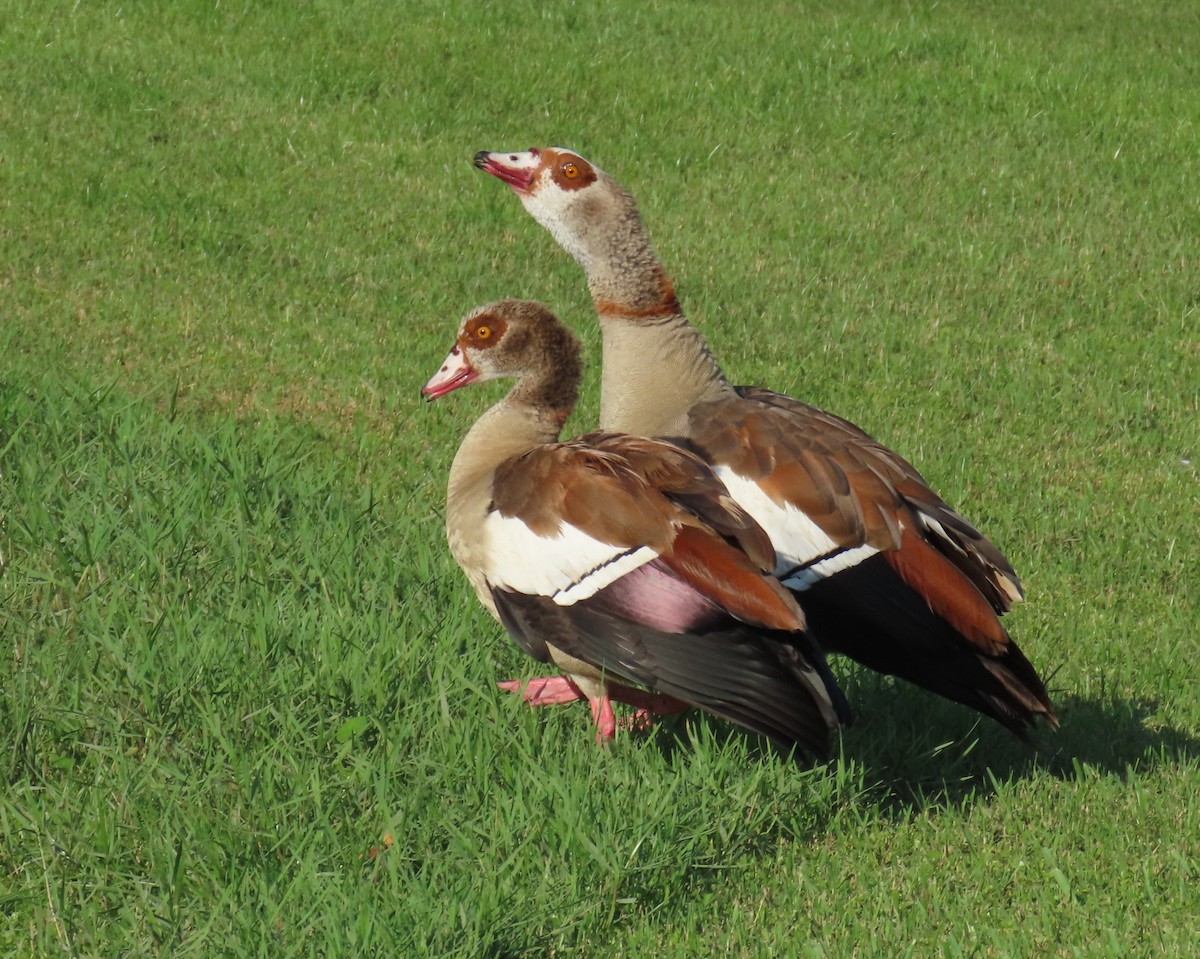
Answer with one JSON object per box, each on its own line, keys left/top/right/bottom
{"left": 473, "top": 148, "right": 1057, "bottom": 738}
{"left": 422, "top": 298, "right": 848, "bottom": 757}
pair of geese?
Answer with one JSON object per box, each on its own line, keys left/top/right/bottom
{"left": 422, "top": 146, "right": 1057, "bottom": 760}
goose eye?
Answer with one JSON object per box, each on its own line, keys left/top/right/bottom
{"left": 561, "top": 162, "right": 578, "bottom": 179}
{"left": 475, "top": 325, "right": 491, "bottom": 339}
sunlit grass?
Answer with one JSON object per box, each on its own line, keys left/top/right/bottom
{"left": 2, "top": 0, "right": 1197, "bottom": 955}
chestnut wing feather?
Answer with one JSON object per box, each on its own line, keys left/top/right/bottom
{"left": 688, "top": 387, "right": 1053, "bottom": 733}
{"left": 489, "top": 436, "right": 804, "bottom": 630}
{"left": 491, "top": 441, "right": 676, "bottom": 551}
{"left": 581, "top": 431, "right": 778, "bottom": 572}
{"left": 690, "top": 387, "right": 1023, "bottom": 611}
{"left": 742, "top": 386, "right": 1023, "bottom": 606}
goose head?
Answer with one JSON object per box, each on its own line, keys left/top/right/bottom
{"left": 473, "top": 147, "right": 642, "bottom": 273}
{"left": 422, "top": 299, "right": 581, "bottom": 409}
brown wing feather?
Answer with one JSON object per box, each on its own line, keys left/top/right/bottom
{"left": 690, "top": 395, "right": 900, "bottom": 550}
{"left": 659, "top": 526, "right": 806, "bottom": 632}
{"left": 691, "top": 387, "right": 1022, "bottom": 609}
{"left": 583, "top": 431, "right": 778, "bottom": 572}
{"left": 583, "top": 431, "right": 712, "bottom": 491}
{"left": 491, "top": 434, "right": 782, "bottom": 588}
{"left": 491, "top": 442, "right": 676, "bottom": 551}
{"left": 882, "top": 522, "right": 1009, "bottom": 654}
{"left": 492, "top": 432, "right": 806, "bottom": 634}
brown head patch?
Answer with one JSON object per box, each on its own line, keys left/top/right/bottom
{"left": 459, "top": 311, "right": 508, "bottom": 351}
{"left": 547, "top": 150, "right": 598, "bottom": 192}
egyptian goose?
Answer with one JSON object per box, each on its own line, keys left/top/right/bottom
{"left": 422, "top": 299, "right": 847, "bottom": 757}
{"left": 473, "top": 148, "right": 1057, "bottom": 737}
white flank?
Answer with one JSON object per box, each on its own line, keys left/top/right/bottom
{"left": 483, "top": 511, "right": 659, "bottom": 606}
{"left": 713, "top": 466, "right": 879, "bottom": 589}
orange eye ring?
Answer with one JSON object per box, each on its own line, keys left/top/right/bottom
{"left": 562, "top": 162, "right": 578, "bottom": 179}
{"left": 475, "top": 325, "right": 491, "bottom": 339}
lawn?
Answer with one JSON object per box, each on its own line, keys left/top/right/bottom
{"left": 2, "top": 1, "right": 1197, "bottom": 956}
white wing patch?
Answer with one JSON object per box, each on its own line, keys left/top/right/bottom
{"left": 713, "top": 466, "right": 879, "bottom": 590}
{"left": 483, "top": 511, "right": 658, "bottom": 605}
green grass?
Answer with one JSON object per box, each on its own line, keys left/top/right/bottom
{"left": 2, "top": 0, "right": 1198, "bottom": 955}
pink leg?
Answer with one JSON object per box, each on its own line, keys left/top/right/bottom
{"left": 497, "top": 675, "right": 586, "bottom": 706}
{"left": 498, "top": 675, "right": 617, "bottom": 742}
{"left": 497, "top": 675, "right": 691, "bottom": 741}
{"left": 589, "top": 694, "right": 617, "bottom": 743}
{"left": 608, "top": 686, "right": 690, "bottom": 715}
{"left": 609, "top": 685, "right": 691, "bottom": 732}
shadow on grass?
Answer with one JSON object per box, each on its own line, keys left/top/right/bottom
{"left": 647, "top": 671, "right": 1200, "bottom": 818}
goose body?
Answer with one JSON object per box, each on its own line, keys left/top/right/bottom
{"left": 474, "top": 148, "right": 1057, "bottom": 737}
{"left": 423, "top": 299, "right": 846, "bottom": 757}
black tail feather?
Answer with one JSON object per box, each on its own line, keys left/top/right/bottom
{"left": 801, "top": 555, "right": 1055, "bottom": 737}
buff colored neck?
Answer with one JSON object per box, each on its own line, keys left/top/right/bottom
{"left": 449, "top": 395, "right": 567, "bottom": 513}
{"left": 596, "top": 313, "right": 730, "bottom": 436}
{"left": 446, "top": 388, "right": 567, "bottom": 577}
{"left": 556, "top": 189, "right": 731, "bottom": 434}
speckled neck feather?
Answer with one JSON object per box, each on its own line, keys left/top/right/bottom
{"left": 543, "top": 169, "right": 732, "bottom": 435}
